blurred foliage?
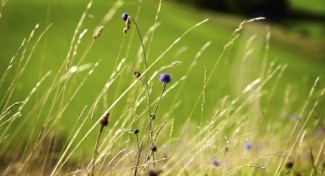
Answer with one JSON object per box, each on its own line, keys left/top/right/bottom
{"left": 170, "top": 0, "right": 289, "bottom": 21}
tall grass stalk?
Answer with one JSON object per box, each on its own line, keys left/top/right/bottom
{"left": 2, "top": 1, "right": 324, "bottom": 175}
{"left": 0, "top": 24, "right": 52, "bottom": 154}
{"left": 275, "top": 78, "right": 324, "bottom": 175}
{"left": 178, "top": 17, "right": 265, "bottom": 141}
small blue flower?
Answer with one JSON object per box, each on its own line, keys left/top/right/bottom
{"left": 159, "top": 73, "right": 171, "bottom": 84}
{"left": 122, "top": 13, "right": 128, "bottom": 21}
{"left": 211, "top": 159, "right": 221, "bottom": 167}
{"left": 244, "top": 142, "right": 252, "bottom": 150}
{"left": 290, "top": 114, "right": 299, "bottom": 121}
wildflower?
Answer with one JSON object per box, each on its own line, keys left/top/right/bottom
{"left": 244, "top": 142, "right": 252, "bottom": 150}
{"left": 315, "top": 127, "right": 325, "bottom": 138}
{"left": 212, "top": 159, "right": 221, "bottom": 167}
{"left": 122, "top": 13, "right": 128, "bottom": 21}
{"left": 290, "top": 114, "right": 299, "bottom": 121}
{"left": 122, "top": 12, "right": 131, "bottom": 34}
{"left": 159, "top": 73, "right": 171, "bottom": 84}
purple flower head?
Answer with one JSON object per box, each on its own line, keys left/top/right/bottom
{"left": 211, "top": 159, "right": 221, "bottom": 167}
{"left": 244, "top": 142, "right": 252, "bottom": 150}
{"left": 290, "top": 114, "right": 299, "bottom": 121}
{"left": 159, "top": 73, "right": 171, "bottom": 84}
{"left": 122, "top": 13, "right": 129, "bottom": 21}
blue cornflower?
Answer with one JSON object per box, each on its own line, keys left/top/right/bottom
{"left": 244, "top": 142, "right": 252, "bottom": 150}
{"left": 122, "top": 13, "right": 128, "bottom": 21}
{"left": 159, "top": 73, "right": 171, "bottom": 84}
{"left": 211, "top": 159, "right": 221, "bottom": 167}
{"left": 290, "top": 114, "right": 299, "bottom": 121}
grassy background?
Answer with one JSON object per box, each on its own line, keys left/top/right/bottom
{"left": 0, "top": 0, "right": 324, "bottom": 175}
{"left": 290, "top": 0, "right": 325, "bottom": 13}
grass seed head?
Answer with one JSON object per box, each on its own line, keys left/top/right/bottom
{"left": 93, "top": 26, "right": 104, "bottom": 39}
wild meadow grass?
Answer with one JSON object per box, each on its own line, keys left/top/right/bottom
{"left": 0, "top": 0, "right": 324, "bottom": 175}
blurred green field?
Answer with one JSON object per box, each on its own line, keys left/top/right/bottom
{"left": 290, "top": 0, "right": 325, "bottom": 13}
{"left": 0, "top": 0, "right": 325, "bottom": 175}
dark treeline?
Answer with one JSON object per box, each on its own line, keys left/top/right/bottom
{"left": 171, "top": 0, "right": 325, "bottom": 22}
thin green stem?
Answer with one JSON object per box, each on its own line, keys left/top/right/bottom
{"left": 130, "top": 18, "right": 148, "bottom": 73}
{"left": 145, "top": 84, "right": 166, "bottom": 164}
{"left": 134, "top": 134, "right": 142, "bottom": 176}
{"left": 92, "top": 125, "right": 104, "bottom": 176}
{"left": 130, "top": 18, "right": 151, "bottom": 117}
{"left": 130, "top": 17, "right": 155, "bottom": 171}
{"left": 153, "top": 84, "right": 166, "bottom": 115}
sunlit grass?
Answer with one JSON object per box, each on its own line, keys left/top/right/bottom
{"left": 0, "top": 0, "right": 324, "bottom": 175}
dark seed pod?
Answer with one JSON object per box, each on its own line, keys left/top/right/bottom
{"left": 100, "top": 112, "right": 109, "bottom": 127}
{"left": 134, "top": 71, "right": 141, "bottom": 78}
{"left": 151, "top": 145, "right": 157, "bottom": 152}
{"left": 150, "top": 114, "right": 156, "bottom": 120}
{"left": 148, "top": 169, "right": 162, "bottom": 176}
{"left": 133, "top": 129, "right": 140, "bottom": 135}
{"left": 286, "top": 161, "right": 294, "bottom": 169}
